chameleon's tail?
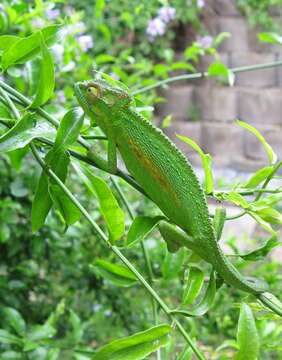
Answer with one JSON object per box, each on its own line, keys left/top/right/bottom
{"left": 208, "top": 238, "right": 269, "bottom": 294}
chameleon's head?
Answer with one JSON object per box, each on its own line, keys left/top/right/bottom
{"left": 74, "top": 79, "right": 132, "bottom": 118}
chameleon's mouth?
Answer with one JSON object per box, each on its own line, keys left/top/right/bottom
{"left": 74, "top": 82, "right": 91, "bottom": 114}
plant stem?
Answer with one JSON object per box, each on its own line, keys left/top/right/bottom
{"left": 255, "top": 160, "right": 282, "bottom": 202}
{"left": 133, "top": 60, "right": 282, "bottom": 94}
{"left": 29, "top": 143, "right": 205, "bottom": 360}
{"left": 110, "top": 177, "right": 161, "bottom": 360}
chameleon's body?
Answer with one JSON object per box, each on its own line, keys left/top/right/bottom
{"left": 74, "top": 79, "right": 267, "bottom": 295}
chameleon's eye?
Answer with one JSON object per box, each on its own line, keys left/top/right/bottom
{"left": 87, "top": 86, "right": 100, "bottom": 97}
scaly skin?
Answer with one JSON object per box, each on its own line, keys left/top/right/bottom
{"left": 74, "top": 79, "right": 268, "bottom": 294}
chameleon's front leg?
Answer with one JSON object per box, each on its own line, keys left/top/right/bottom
{"left": 87, "top": 138, "right": 117, "bottom": 174}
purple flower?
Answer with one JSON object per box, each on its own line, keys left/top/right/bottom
{"left": 197, "top": 35, "right": 213, "bottom": 49}
{"left": 197, "top": 0, "right": 205, "bottom": 8}
{"left": 77, "top": 35, "right": 94, "bottom": 51}
{"left": 158, "top": 6, "right": 176, "bottom": 23}
{"left": 146, "top": 18, "right": 166, "bottom": 41}
{"left": 57, "top": 90, "right": 66, "bottom": 103}
{"left": 46, "top": 8, "right": 60, "bottom": 20}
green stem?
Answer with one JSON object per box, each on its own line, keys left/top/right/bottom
{"left": 255, "top": 160, "right": 282, "bottom": 202}
{"left": 29, "top": 143, "right": 205, "bottom": 360}
{"left": 214, "top": 188, "right": 282, "bottom": 196}
{"left": 110, "top": 177, "right": 160, "bottom": 360}
{"left": 132, "top": 60, "right": 282, "bottom": 94}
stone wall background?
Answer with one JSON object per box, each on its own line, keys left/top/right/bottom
{"left": 158, "top": 0, "right": 282, "bottom": 172}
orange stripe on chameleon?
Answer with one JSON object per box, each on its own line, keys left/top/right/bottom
{"left": 127, "top": 138, "right": 180, "bottom": 205}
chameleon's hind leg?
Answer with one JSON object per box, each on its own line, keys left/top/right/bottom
{"left": 158, "top": 220, "right": 209, "bottom": 262}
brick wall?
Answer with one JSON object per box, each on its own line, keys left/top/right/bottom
{"left": 158, "top": 0, "right": 282, "bottom": 171}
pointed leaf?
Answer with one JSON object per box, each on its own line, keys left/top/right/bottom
{"left": 249, "top": 213, "right": 276, "bottom": 236}
{"left": 237, "top": 120, "right": 277, "bottom": 164}
{"left": 162, "top": 248, "right": 185, "bottom": 280}
{"left": 2, "top": 25, "right": 61, "bottom": 69}
{"left": 0, "top": 113, "right": 55, "bottom": 153}
{"left": 235, "top": 303, "right": 259, "bottom": 360}
{"left": 227, "top": 192, "right": 249, "bottom": 209}
{"left": 176, "top": 134, "right": 213, "bottom": 194}
{"left": 239, "top": 236, "right": 280, "bottom": 261}
{"left": 90, "top": 259, "right": 137, "bottom": 287}
{"left": 49, "top": 185, "right": 81, "bottom": 225}
{"left": 0, "top": 329, "right": 22, "bottom": 346}
{"left": 171, "top": 271, "right": 216, "bottom": 317}
{"left": 54, "top": 108, "right": 84, "bottom": 150}
{"left": 213, "top": 207, "right": 226, "bottom": 241}
{"left": 126, "top": 216, "right": 163, "bottom": 247}
{"left": 0, "top": 307, "right": 26, "bottom": 336}
{"left": 30, "top": 34, "right": 54, "bottom": 108}
{"left": 31, "top": 149, "right": 69, "bottom": 232}
{"left": 254, "top": 207, "right": 282, "bottom": 225}
{"left": 0, "top": 35, "right": 20, "bottom": 53}
{"left": 245, "top": 166, "right": 273, "bottom": 189}
{"left": 92, "top": 324, "right": 171, "bottom": 360}
{"left": 182, "top": 266, "right": 205, "bottom": 306}
{"left": 73, "top": 164, "right": 125, "bottom": 243}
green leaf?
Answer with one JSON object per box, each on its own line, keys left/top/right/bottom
{"left": 54, "top": 108, "right": 84, "bottom": 150}
{"left": 171, "top": 271, "right": 216, "bottom": 317}
{"left": 249, "top": 213, "right": 276, "bottom": 236}
{"left": 227, "top": 192, "right": 249, "bottom": 209}
{"left": 95, "top": 0, "right": 105, "bottom": 18}
{"left": 90, "top": 259, "right": 137, "bottom": 287}
{"left": 30, "top": 34, "right": 55, "bottom": 108}
{"left": 258, "top": 32, "right": 282, "bottom": 44}
{"left": 0, "top": 113, "right": 55, "bottom": 153}
{"left": 68, "top": 310, "right": 83, "bottom": 344}
{"left": 0, "top": 307, "right": 26, "bottom": 336}
{"left": 182, "top": 266, "right": 205, "bottom": 306}
{"left": 49, "top": 185, "right": 81, "bottom": 225}
{"left": 95, "top": 54, "right": 116, "bottom": 65}
{"left": 237, "top": 120, "right": 277, "bottom": 164}
{"left": 254, "top": 207, "right": 282, "bottom": 225}
{"left": 0, "top": 35, "right": 20, "bottom": 54}
{"left": 239, "top": 236, "right": 280, "bottom": 261}
{"left": 27, "top": 323, "right": 56, "bottom": 342}
{"left": 73, "top": 164, "right": 125, "bottom": 243}
{"left": 213, "top": 32, "right": 231, "bottom": 48}
{"left": 245, "top": 166, "right": 273, "bottom": 188}
{"left": 161, "top": 115, "right": 172, "bottom": 129}
{"left": 126, "top": 216, "right": 163, "bottom": 247}
{"left": 92, "top": 324, "right": 171, "bottom": 360}
{"left": 162, "top": 248, "right": 185, "bottom": 280}
{"left": 31, "top": 149, "right": 69, "bottom": 232}
{"left": 176, "top": 134, "right": 214, "bottom": 194}
{"left": 253, "top": 193, "right": 282, "bottom": 208}
{"left": 0, "top": 329, "right": 22, "bottom": 346}
{"left": 208, "top": 61, "right": 234, "bottom": 85}
{"left": 213, "top": 207, "right": 226, "bottom": 241}
{"left": 2, "top": 25, "right": 61, "bottom": 70}
{"left": 235, "top": 303, "right": 259, "bottom": 360}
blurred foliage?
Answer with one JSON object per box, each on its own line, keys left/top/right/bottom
{"left": 237, "top": 0, "right": 282, "bottom": 30}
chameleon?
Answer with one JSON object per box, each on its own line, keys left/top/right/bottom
{"left": 74, "top": 78, "right": 282, "bottom": 315}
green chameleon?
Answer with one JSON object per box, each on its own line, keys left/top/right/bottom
{"left": 74, "top": 79, "right": 282, "bottom": 316}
